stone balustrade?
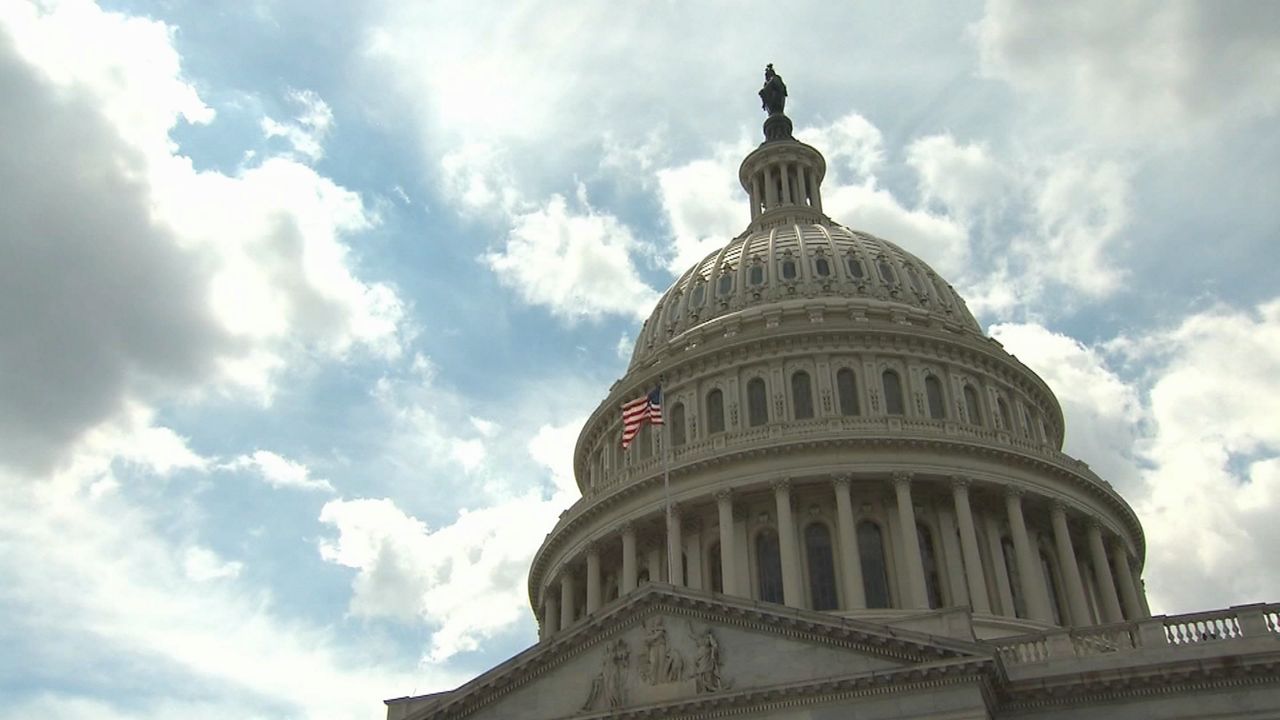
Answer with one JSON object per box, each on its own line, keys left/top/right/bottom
{"left": 992, "top": 603, "right": 1280, "bottom": 666}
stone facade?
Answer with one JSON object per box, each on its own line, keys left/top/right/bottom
{"left": 383, "top": 106, "right": 1280, "bottom": 720}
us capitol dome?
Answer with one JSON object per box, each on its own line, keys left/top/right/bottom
{"left": 385, "top": 68, "right": 1280, "bottom": 720}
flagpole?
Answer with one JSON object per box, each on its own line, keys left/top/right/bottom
{"left": 659, "top": 380, "right": 677, "bottom": 586}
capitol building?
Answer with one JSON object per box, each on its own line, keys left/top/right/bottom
{"left": 385, "top": 75, "right": 1280, "bottom": 720}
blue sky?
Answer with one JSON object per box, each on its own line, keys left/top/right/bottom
{"left": 1, "top": 1, "right": 1279, "bottom": 718}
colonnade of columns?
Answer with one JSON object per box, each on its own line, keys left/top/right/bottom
{"left": 748, "top": 160, "right": 823, "bottom": 220}
{"left": 539, "top": 474, "right": 1149, "bottom": 638}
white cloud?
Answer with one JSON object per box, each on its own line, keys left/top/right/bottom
{"left": 224, "top": 450, "right": 335, "bottom": 493}
{"left": 0, "top": 2, "right": 405, "bottom": 473}
{"left": 0, "top": 452, "right": 432, "bottom": 720}
{"left": 906, "top": 134, "right": 1008, "bottom": 221}
{"left": 655, "top": 142, "right": 752, "bottom": 273}
{"left": 318, "top": 418, "right": 581, "bottom": 662}
{"left": 976, "top": 0, "right": 1280, "bottom": 143}
{"left": 485, "top": 191, "right": 659, "bottom": 322}
{"left": 992, "top": 299, "right": 1280, "bottom": 614}
{"left": 989, "top": 323, "right": 1143, "bottom": 494}
{"left": 183, "top": 546, "right": 244, "bottom": 582}
{"left": 261, "top": 88, "right": 335, "bottom": 163}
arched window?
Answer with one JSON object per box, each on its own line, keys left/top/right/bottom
{"left": 637, "top": 568, "right": 650, "bottom": 586}
{"left": 857, "top": 521, "right": 891, "bottom": 608}
{"left": 997, "top": 397, "right": 1013, "bottom": 432}
{"left": 791, "top": 371, "right": 815, "bottom": 419}
{"left": 708, "top": 542, "right": 723, "bottom": 593}
{"left": 1021, "top": 406, "right": 1034, "bottom": 439}
{"left": 605, "top": 573, "right": 619, "bottom": 603}
{"left": 706, "top": 389, "right": 725, "bottom": 434}
{"left": 747, "top": 378, "right": 768, "bottom": 427}
{"left": 690, "top": 281, "right": 706, "bottom": 308}
{"left": 748, "top": 263, "right": 765, "bottom": 286}
{"left": 814, "top": 256, "right": 831, "bottom": 277}
{"left": 756, "top": 530, "right": 784, "bottom": 604}
{"left": 717, "top": 268, "right": 734, "bottom": 296}
{"left": 670, "top": 402, "right": 687, "bottom": 446}
{"left": 963, "top": 385, "right": 983, "bottom": 426}
{"left": 1001, "top": 537, "right": 1026, "bottom": 618}
{"left": 905, "top": 266, "right": 922, "bottom": 293}
{"left": 917, "top": 524, "right": 945, "bottom": 609}
{"left": 882, "top": 370, "right": 904, "bottom": 416}
{"left": 925, "top": 375, "right": 946, "bottom": 420}
{"left": 1040, "top": 551, "right": 1064, "bottom": 625}
{"left": 805, "top": 523, "right": 839, "bottom": 610}
{"left": 846, "top": 256, "right": 865, "bottom": 280}
{"left": 837, "top": 368, "right": 860, "bottom": 416}
{"left": 877, "top": 258, "right": 896, "bottom": 284}
{"left": 780, "top": 257, "right": 798, "bottom": 281}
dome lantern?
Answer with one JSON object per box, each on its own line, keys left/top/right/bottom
{"left": 740, "top": 64, "right": 826, "bottom": 229}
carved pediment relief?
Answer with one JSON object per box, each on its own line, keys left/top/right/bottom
{"left": 404, "top": 586, "right": 988, "bottom": 720}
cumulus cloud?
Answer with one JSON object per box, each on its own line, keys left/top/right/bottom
{"left": 223, "top": 450, "right": 335, "bottom": 493}
{"left": 485, "top": 191, "right": 659, "bottom": 322}
{"left": 318, "top": 418, "right": 581, "bottom": 662}
{"left": 976, "top": 0, "right": 1280, "bottom": 143}
{"left": 989, "top": 323, "right": 1143, "bottom": 494}
{"left": 994, "top": 299, "right": 1280, "bottom": 614}
{"left": 0, "top": 2, "right": 404, "bottom": 474}
{"left": 261, "top": 88, "right": 335, "bottom": 163}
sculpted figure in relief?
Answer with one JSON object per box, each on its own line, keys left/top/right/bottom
{"left": 581, "top": 638, "right": 630, "bottom": 711}
{"left": 690, "top": 626, "right": 730, "bottom": 693}
{"left": 640, "top": 618, "right": 684, "bottom": 684}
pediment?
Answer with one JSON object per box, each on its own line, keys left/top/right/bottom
{"left": 400, "top": 585, "right": 992, "bottom": 720}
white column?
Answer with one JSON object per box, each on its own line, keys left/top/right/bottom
{"left": 542, "top": 594, "right": 559, "bottom": 638}
{"left": 773, "top": 478, "right": 804, "bottom": 608}
{"left": 716, "top": 490, "right": 737, "bottom": 596}
{"left": 893, "top": 472, "right": 930, "bottom": 609}
{"left": 764, "top": 167, "right": 777, "bottom": 208}
{"left": 810, "top": 169, "right": 823, "bottom": 212}
{"left": 796, "top": 165, "right": 809, "bottom": 207}
{"left": 646, "top": 545, "right": 662, "bottom": 584}
{"left": 1005, "top": 489, "right": 1053, "bottom": 623}
{"left": 586, "top": 544, "right": 602, "bottom": 613}
{"left": 833, "top": 475, "right": 866, "bottom": 609}
{"left": 984, "top": 512, "right": 1016, "bottom": 617}
{"left": 1050, "top": 503, "right": 1090, "bottom": 626}
{"left": 937, "top": 505, "right": 968, "bottom": 607}
{"left": 951, "top": 478, "right": 991, "bottom": 614}
{"left": 750, "top": 176, "right": 762, "bottom": 219}
{"left": 621, "top": 523, "right": 638, "bottom": 594}
{"left": 1111, "top": 541, "right": 1144, "bottom": 621}
{"left": 559, "top": 573, "right": 575, "bottom": 629}
{"left": 684, "top": 523, "right": 703, "bottom": 591}
{"left": 780, "top": 163, "right": 793, "bottom": 204}
{"left": 666, "top": 503, "right": 683, "bottom": 586}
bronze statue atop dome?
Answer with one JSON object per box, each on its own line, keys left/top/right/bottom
{"left": 759, "top": 63, "right": 787, "bottom": 115}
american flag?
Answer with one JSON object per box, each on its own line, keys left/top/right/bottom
{"left": 621, "top": 386, "right": 663, "bottom": 450}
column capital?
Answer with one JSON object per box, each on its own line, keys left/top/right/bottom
{"left": 892, "top": 470, "right": 914, "bottom": 488}
{"left": 715, "top": 488, "right": 733, "bottom": 502}
{"left": 583, "top": 540, "right": 600, "bottom": 555}
{"left": 619, "top": 521, "right": 636, "bottom": 535}
{"left": 949, "top": 475, "right": 972, "bottom": 491}
{"left": 833, "top": 473, "right": 853, "bottom": 489}
{"left": 665, "top": 501, "right": 681, "bottom": 518}
{"left": 771, "top": 477, "right": 792, "bottom": 493}
{"left": 1004, "top": 485, "right": 1026, "bottom": 500}
{"left": 1086, "top": 519, "right": 1105, "bottom": 534}
{"left": 1051, "top": 500, "right": 1069, "bottom": 517}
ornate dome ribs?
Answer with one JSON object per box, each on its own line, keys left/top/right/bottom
{"left": 630, "top": 224, "right": 982, "bottom": 371}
